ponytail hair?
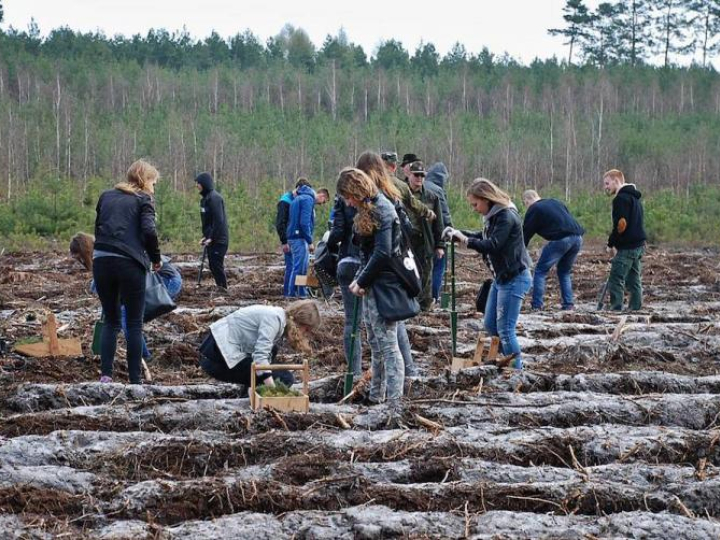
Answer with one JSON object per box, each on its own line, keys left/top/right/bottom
{"left": 284, "top": 300, "right": 321, "bottom": 354}
{"left": 116, "top": 159, "right": 160, "bottom": 195}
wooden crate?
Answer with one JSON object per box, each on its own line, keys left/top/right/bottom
{"left": 294, "top": 268, "right": 320, "bottom": 288}
{"left": 250, "top": 360, "right": 310, "bottom": 413}
{"left": 451, "top": 336, "right": 500, "bottom": 372}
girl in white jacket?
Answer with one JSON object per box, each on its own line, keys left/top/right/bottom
{"left": 199, "top": 300, "right": 321, "bottom": 387}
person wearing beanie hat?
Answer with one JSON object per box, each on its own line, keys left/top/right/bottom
{"left": 196, "top": 172, "right": 229, "bottom": 290}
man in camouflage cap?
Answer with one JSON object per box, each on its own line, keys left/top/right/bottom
{"left": 406, "top": 160, "right": 445, "bottom": 311}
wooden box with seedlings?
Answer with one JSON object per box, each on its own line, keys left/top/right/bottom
{"left": 250, "top": 360, "right": 310, "bottom": 413}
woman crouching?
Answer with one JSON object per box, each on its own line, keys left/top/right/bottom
{"left": 199, "top": 300, "right": 320, "bottom": 389}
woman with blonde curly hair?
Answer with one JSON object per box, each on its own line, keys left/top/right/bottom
{"left": 93, "top": 159, "right": 162, "bottom": 384}
{"left": 198, "top": 300, "right": 321, "bottom": 388}
{"left": 337, "top": 167, "right": 405, "bottom": 412}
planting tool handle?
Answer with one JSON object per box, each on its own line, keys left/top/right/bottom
{"left": 450, "top": 241, "right": 458, "bottom": 358}
{"left": 344, "top": 297, "right": 360, "bottom": 397}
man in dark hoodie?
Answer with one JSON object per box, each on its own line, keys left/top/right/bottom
{"left": 424, "top": 162, "right": 452, "bottom": 302}
{"left": 196, "top": 172, "right": 229, "bottom": 290}
{"left": 603, "top": 169, "right": 646, "bottom": 311}
{"left": 276, "top": 178, "right": 311, "bottom": 297}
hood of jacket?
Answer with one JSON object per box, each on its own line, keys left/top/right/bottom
{"left": 279, "top": 191, "right": 294, "bottom": 205}
{"left": 617, "top": 184, "right": 642, "bottom": 199}
{"left": 295, "top": 184, "right": 316, "bottom": 200}
{"left": 425, "top": 162, "right": 449, "bottom": 189}
{"left": 195, "top": 172, "right": 214, "bottom": 196}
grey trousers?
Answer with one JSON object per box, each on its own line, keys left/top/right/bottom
{"left": 364, "top": 287, "right": 405, "bottom": 404}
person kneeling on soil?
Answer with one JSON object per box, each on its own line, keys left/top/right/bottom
{"left": 70, "top": 232, "right": 183, "bottom": 364}
{"left": 198, "top": 300, "right": 321, "bottom": 391}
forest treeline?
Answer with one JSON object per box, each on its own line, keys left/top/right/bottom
{"left": 1, "top": 0, "right": 719, "bottom": 248}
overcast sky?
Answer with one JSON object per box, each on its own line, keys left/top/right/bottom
{"left": 2, "top": 0, "right": 607, "bottom": 63}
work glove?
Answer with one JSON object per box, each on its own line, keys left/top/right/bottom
{"left": 442, "top": 227, "right": 468, "bottom": 244}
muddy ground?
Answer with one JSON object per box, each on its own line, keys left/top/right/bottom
{"left": 0, "top": 243, "right": 719, "bottom": 539}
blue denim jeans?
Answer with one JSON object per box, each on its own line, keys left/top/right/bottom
{"left": 338, "top": 259, "right": 363, "bottom": 376}
{"left": 364, "top": 288, "right": 404, "bottom": 404}
{"left": 288, "top": 239, "right": 309, "bottom": 298}
{"left": 282, "top": 250, "right": 294, "bottom": 297}
{"left": 431, "top": 253, "right": 446, "bottom": 301}
{"left": 531, "top": 235, "right": 583, "bottom": 309}
{"left": 484, "top": 269, "right": 532, "bottom": 369}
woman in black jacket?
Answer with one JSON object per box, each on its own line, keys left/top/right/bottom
{"left": 444, "top": 179, "right": 532, "bottom": 369}
{"left": 337, "top": 167, "right": 405, "bottom": 411}
{"left": 326, "top": 194, "right": 363, "bottom": 376}
{"left": 93, "top": 159, "right": 162, "bottom": 384}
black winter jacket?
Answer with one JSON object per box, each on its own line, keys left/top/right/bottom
{"left": 608, "top": 184, "right": 646, "bottom": 250}
{"left": 355, "top": 193, "right": 402, "bottom": 289}
{"left": 327, "top": 195, "right": 360, "bottom": 261}
{"left": 94, "top": 188, "right": 161, "bottom": 270}
{"left": 275, "top": 191, "right": 293, "bottom": 244}
{"left": 197, "top": 174, "right": 229, "bottom": 245}
{"left": 465, "top": 207, "right": 529, "bottom": 284}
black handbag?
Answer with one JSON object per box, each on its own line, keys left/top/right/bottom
{"left": 476, "top": 278, "right": 493, "bottom": 313}
{"left": 313, "top": 239, "right": 338, "bottom": 287}
{"left": 144, "top": 271, "right": 177, "bottom": 322}
{"left": 373, "top": 271, "right": 420, "bottom": 322}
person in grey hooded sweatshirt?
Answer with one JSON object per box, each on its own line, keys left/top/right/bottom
{"left": 424, "top": 162, "right": 452, "bottom": 302}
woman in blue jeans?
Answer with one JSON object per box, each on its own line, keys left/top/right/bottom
{"left": 444, "top": 179, "right": 532, "bottom": 369}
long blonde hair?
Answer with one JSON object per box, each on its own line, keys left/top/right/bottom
{"left": 336, "top": 167, "right": 379, "bottom": 236}
{"left": 356, "top": 151, "right": 401, "bottom": 203}
{"left": 69, "top": 232, "right": 95, "bottom": 271}
{"left": 284, "top": 300, "right": 321, "bottom": 354}
{"left": 115, "top": 159, "right": 159, "bottom": 195}
{"left": 466, "top": 178, "right": 511, "bottom": 207}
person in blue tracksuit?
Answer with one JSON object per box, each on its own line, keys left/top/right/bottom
{"left": 276, "top": 178, "right": 311, "bottom": 297}
{"left": 286, "top": 184, "right": 329, "bottom": 297}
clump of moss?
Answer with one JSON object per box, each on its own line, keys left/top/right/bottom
{"left": 256, "top": 381, "right": 303, "bottom": 398}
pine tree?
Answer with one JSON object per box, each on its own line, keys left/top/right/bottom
{"left": 652, "top": 0, "right": 692, "bottom": 67}
{"left": 548, "top": 0, "right": 596, "bottom": 65}
{"left": 614, "top": 0, "right": 655, "bottom": 65}
{"left": 687, "top": 0, "right": 720, "bottom": 66}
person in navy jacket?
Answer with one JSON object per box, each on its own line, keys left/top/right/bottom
{"left": 286, "top": 183, "right": 329, "bottom": 297}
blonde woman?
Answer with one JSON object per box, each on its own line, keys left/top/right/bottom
{"left": 445, "top": 179, "right": 532, "bottom": 369}
{"left": 337, "top": 167, "right": 405, "bottom": 411}
{"left": 93, "top": 159, "right": 162, "bottom": 384}
{"left": 199, "top": 300, "right": 321, "bottom": 388}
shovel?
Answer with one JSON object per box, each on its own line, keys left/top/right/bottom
{"left": 596, "top": 279, "right": 610, "bottom": 311}
{"left": 449, "top": 240, "right": 458, "bottom": 357}
{"left": 440, "top": 255, "right": 451, "bottom": 309}
{"left": 91, "top": 314, "right": 105, "bottom": 356}
{"left": 197, "top": 245, "right": 207, "bottom": 286}
{"left": 344, "top": 296, "right": 361, "bottom": 397}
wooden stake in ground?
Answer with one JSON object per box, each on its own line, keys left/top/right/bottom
{"left": 14, "top": 312, "right": 82, "bottom": 358}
